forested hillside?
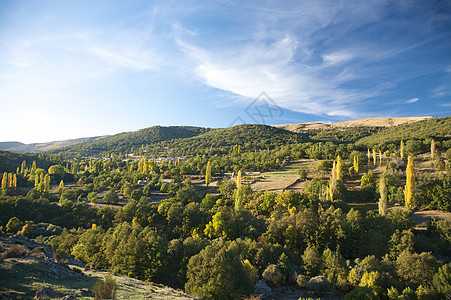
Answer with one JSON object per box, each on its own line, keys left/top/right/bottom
{"left": 1, "top": 117, "right": 451, "bottom": 299}
{"left": 356, "top": 117, "right": 451, "bottom": 148}
{"left": 49, "top": 126, "right": 210, "bottom": 156}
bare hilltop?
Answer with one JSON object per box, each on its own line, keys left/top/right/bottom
{"left": 274, "top": 116, "right": 433, "bottom": 132}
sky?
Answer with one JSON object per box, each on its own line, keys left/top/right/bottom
{"left": 0, "top": 0, "right": 450, "bottom": 143}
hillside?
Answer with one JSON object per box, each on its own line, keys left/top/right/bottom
{"left": 0, "top": 136, "right": 107, "bottom": 153}
{"left": 356, "top": 116, "right": 451, "bottom": 147}
{"left": 160, "top": 124, "right": 306, "bottom": 154}
{"left": 0, "top": 142, "right": 25, "bottom": 151}
{"left": 49, "top": 126, "right": 211, "bottom": 156}
{"left": 275, "top": 116, "right": 432, "bottom": 132}
{"left": 0, "top": 235, "right": 194, "bottom": 299}
{"left": 0, "top": 150, "right": 57, "bottom": 173}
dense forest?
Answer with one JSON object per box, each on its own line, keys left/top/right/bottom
{"left": 1, "top": 117, "right": 451, "bottom": 299}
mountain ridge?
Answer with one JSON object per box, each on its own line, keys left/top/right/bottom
{"left": 274, "top": 116, "right": 433, "bottom": 132}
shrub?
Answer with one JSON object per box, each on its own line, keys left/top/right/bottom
{"left": 1, "top": 244, "right": 28, "bottom": 258}
{"left": 93, "top": 275, "right": 117, "bottom": 300}
{"left": 53, "top": 251, "right": 67, "bottom": 263}
{"left": 262, "top": 264, "right": 283, "bottom": 286}
{"left": 297, "top": 274, "right": 310, "bottom": 288}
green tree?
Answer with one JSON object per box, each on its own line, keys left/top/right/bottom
{"left": 59, "top": 180, "right": 64, "bottom": 195}
{"left": 433, "top": 263, "right": 451, "bottom": 295}
{"left": 185, "top": 242, "right": 253, "bottom": 300}
{"left": 104, "top": 190, "right": 119, "bottom": 204}
{"left": 431, "top": 139, "right": 436, "bottom": 159}
{"left": 354, "top": 155, "right": 359, "bottom": 174}
{"left": 205, "top": 161, "right": 212, "bottom": 186}
{"left": 400, "top": 140, "right": 405, "bottom": 160}
{"left": 6, "top": 217, "right": 21, "bottom": 235}
{"left": 378, "top": 176, "right": 388, "bottom": 216}
{"left": 396, "top": 251, "right": 438, "bottom": 286}
{"left": 298, "top": 166, "right": 308, "bottom": 181}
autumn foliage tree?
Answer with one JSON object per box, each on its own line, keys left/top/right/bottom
{"left": 404, "top": 155, "right": 415, "bottom": 208}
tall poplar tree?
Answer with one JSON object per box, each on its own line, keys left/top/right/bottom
{"left": 235, "top": 170, "right": 243, "bottom": 211}
{"left": 353, "top": 155, "right": 359, "bottom": 174}
{"left": 379, "top": 175, "right": 388, "bottom": 216}
{"left": 7, "top": 173, "right": 13, "bottom": 188}
{"left": 431, "top": 139, "right": 436, "bottom": 159}
{"left": 236, "top": 170, "right": 242, "bottom": 188}
{"left": 400, "top": 141, "right": 405, "bottom": 160}
{"left": 329, "top": 161, "right": 337, "bottom": 201}
{"left": 1, "top": 172, "right": 8, "bottom": 192}
{"left": 373, "top": 149, "right": 377, "bottom": 166}
{"left": 379, "top": 150, "right": 383, "bottom": 167}
{"left": 367, "top": 149, "right": 371, "bottom": 163}
{"left": 336, "top": 155, "right": 343, "bottom": 181}
{"left": 205, "top": 161, "right": 212, "bottom": 186}
{"left": 404, "top": 155, "right": 415, "bottom": 208}
{"left": 59, "top": 180, "right": 64, "bottom": 195}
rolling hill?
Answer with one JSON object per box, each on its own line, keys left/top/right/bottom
{"left": 274, "top": 116, "right": 432, "bottom": 132}
{"left": 0, "top": 136, "right": 106, "bottom": 153}
{"left": 165, "top": 124, "right": 305, "bottom": 152}
{"left": 49, "top": 126, "right": 211, "bottom": 156}
{"left": 355, "top": 116, "right": 451, "bottom": 148}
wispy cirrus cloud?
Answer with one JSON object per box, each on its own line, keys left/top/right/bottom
{"left": 406, "top": 98, "right": 419, "bottom": 104}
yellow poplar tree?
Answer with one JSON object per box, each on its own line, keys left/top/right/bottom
{"left": 329, "top": 161, "right": 337, "bottom": 201}
{"left": 367, "top": 149, "right": 371, "bottom": 162}
{"left": 59, "top": 180, "right": 64, "bottom": 195}
{"left": 404, "top": 155, "right": 415, "bottom": 208}
{"left": 1, "top": 172, "right": 8, "bottom": 191}
{"left": 353, "top": 155, "right": 359, "bottom": 174}
{"left": 12, "top": 174, "right": 17, "bottom": 189}
{"left": 205, "top": 161, "right": 212, "bottom": 186}
{"left": 7, "top": 173, "right": 13, "bottom": 188}
{"left": 236, "top": 170, "right": 242, "bottom": 188}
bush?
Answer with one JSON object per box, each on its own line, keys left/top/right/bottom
{"left": 297, "top": 274, "right": 310, "bottom": 288}
{"left": 1, "top": 244, "right": 28, "bottom": 258}
{"left": 93, "top": 275, "right": 117, "bottom": 300}
{"left": 262, "top": 264, "right": 283, "bottom": 286}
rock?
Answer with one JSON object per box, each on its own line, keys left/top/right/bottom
{"left": 77, "top": 288, "right": 94, "bottom": 297}
{"left": 61, "top": 296, "right": 78, "bottom": 300}
{"left": 305, "top": 276, "right": 331, "bottom": 296}
{"left": 254, "top": 279, "right": 272, "bottom": 299}
{"left": 36, "top": 287, "right": 55, "bottom": 299}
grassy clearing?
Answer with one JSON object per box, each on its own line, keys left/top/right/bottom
{"left": 250, "top": 160, "right": 317, "bottom": 192}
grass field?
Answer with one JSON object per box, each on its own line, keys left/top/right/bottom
{"left": 250, "top": 159, "right": 318, "bottom": 192}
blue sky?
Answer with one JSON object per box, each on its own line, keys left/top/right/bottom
{"left": 0, "top": 0, "right": 450, "bottom": 143}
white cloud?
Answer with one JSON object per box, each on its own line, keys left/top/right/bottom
{"left": 406, "top": 97, "right": 419, "bottom": 103}
{"left": 322, "top": 52, "right": 353, "bottom": 66}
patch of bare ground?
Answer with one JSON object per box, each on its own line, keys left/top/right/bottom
{"left": 390, "top": 207, "right": 451, "bottom": 229}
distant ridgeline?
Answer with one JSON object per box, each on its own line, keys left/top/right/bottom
{"left": 1, "top": 117, "right": 450, "bottom": 159}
